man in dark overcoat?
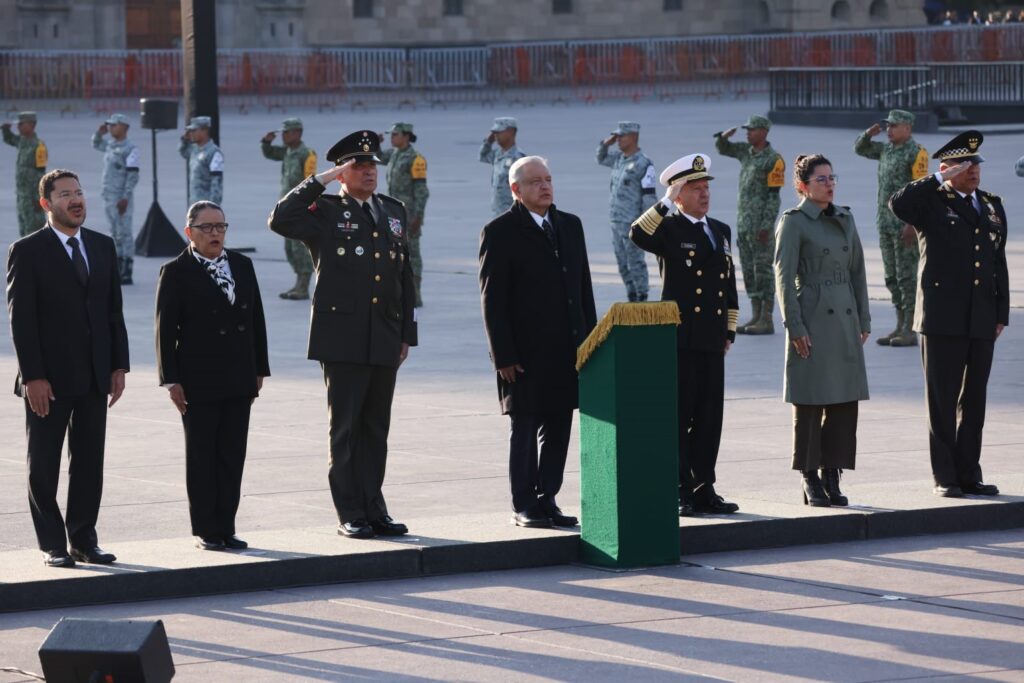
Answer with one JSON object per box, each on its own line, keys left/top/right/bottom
{"left": 889, "top": 130, "right": 1009, "bottom": 498}
{"left": 479, "top": 155, "right": 597, "bottom": 528}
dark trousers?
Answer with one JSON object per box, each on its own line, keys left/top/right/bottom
{"left": 678, "top": 349, "right": 724, "bottom": 498}
{"left": 921, "top": 334, "right": 994, "bottom": 487}
{"left": 323, "top": 362, "right": 397, "bottom": 523}
{"left": 182, "top": 397, "right": 252, "bottom": 538}
{"left": 508, "top": 411, "right": 573, "bottom": 512}
{"left": 26, "top": 392, "right": 107, "bottom": 552}
{"left": 791, "top": 402, "right": 859, "bottom": 471}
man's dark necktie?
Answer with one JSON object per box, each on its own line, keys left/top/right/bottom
{"left": 698, "top": 221, "right": 716, "bottom": 251}
{"left": 67, "top": 236, "right": 89, "bottom": 287}
{"left": 362, "top": 201, "right": 377, "bottom": 228}
{"left": 541, "top": 218, "right": 557, "bottom": 249}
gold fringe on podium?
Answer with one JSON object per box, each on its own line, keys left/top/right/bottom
{"left": 576, "top": 301, "right": 681, "bottom": 371}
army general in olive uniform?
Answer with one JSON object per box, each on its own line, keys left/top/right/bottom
{"left": 714, "top": 115, "right": 784, "bottom": 334}
{"left": 2, "top": 112, "right": 48, "bottom": 237}
{"left": 855, "top": 109, "right": 930, "bottom": 347}
{"left": 262, "top": 117, "right": 317, "bottom": 300}
{"left": 269, "top": 130, "right": 417, "bottom": 540}
{"left": 379, "top": 123, "right": 428, "bottom": 307}
{"left": 889, "top": 131, "right": 1008, "bottom": 499}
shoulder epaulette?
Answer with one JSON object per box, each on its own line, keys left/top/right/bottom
{"left": 979, "top": 190, "right": 1001, "bottom": 202}
{"left": 378, "top": 193, "right": 405, "bottom": 207}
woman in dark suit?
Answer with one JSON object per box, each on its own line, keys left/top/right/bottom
{"left": 156, "top": 201, "right": 270, "bottom": 550}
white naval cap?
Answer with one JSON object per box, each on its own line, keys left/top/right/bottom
{"left": 659, "top": 153, "right": 715, "bottom": 187}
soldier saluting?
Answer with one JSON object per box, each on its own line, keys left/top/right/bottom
{"left": 889, "top": 131, "right": 1009, "bottom": 499}
{"left": 269, "top": 130, "right": 417, "bottom": 539}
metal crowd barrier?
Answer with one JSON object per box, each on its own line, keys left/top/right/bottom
{"left": 2, "top": 24, "right": 1022, "bottom": 102}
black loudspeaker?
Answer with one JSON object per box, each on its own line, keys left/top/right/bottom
{"left": 140, "top": 99, "right": 178, "bottom": 131}
{"left": 38, "top": 618, "right": 175, "bottom": 682}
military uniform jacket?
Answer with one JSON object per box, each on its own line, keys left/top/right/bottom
{"left": 92, "top": 133, "right": 140, "bottom": 200}
{"left": 156, "top": 248, "right": 270, "bottom": 402}
{"left": 479, "top": 201, "right": 597, "bottom": 415}
{"left": 714, "top": 136, "right": 784, "bottom": 233}
{"left": 261, "top": 141, "right": 317, "bottom": 199}
{"left": 2, "top": 128, "right": 46, "bottom": 192}
{"left": 596, "top": 144, "right": 657, "bottom": 224}
{"left": 854, "top": 133, "right": 929, "bottom": 225}
{"left": 889, "top": 175, "right": 1010, "bottom": 339}
{"left": 379, "top": 145, "right": 429, "bottom": 220}
{"left": 630, "top": 203, "right": 739, "bottom": 352}
{"left": 178, "top": 139, "right": 224, "bottom": 204}
{"left": 479, "top": 142, "right": 525, "bottom": 215}
{"left": 268, "top": 176, "right": 417, "bottom": 367}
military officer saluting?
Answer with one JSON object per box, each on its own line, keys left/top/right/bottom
{"left": 261, "top": 117, "right": 317, "bottom": 300}
{"left": 889, "top": 131, "right": 1009, "bottom": 499}
{"left": 480, "top": 117, "right": 525, "bottom": 217}
{"left": 855, "top": 109, "right": 930, "bottom": 347}
{"left": 2, "top": 111, "right": 48, "bottom": 237}
{"left": 179, "top": 116, "right": 224, "bottom": 205}
{"left": 378, "top": 122, "right": 429, "bottom": 307}
{"left": 268, "top": 130, "right": 417, "bottom": 539}
{"left": 92, "top": 113, "right": 141, "bottom": 284}
{"left": 630, "top": 153, "right": 740, "bottom": 517}
{"left": 597, "top": 121, "right": 656, "bottom": 302}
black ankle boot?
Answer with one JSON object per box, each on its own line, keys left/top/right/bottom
{"left": 820, "top": 468, "right": 848, "bottom": 506}
{"left": 801, "top": 470, "right": 830, "bottom": 507}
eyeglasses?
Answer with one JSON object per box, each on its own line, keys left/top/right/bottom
{"left": 189, "top": 223, "right": 229, "bottom": 234}
{"left": 812, "top": 175, "right": 838, "bottom": 185}
{"left": 54, "top": 190, "right": 85, "bottom": 201}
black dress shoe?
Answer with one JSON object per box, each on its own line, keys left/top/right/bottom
{"left": 539, "top": 500, "right": 578, "bottom": 527}
{"left": 933, "top": 484, "right": 964, "bottom": 498}
{"left": 802, "top": 471, "right": 831, "bottom": 507}
{"left": 369, "top": 516, "right": 409, "bottom": 536}
{"left": 338, "top": 520, "right": 376, "bottom": 539}
{"left": 43, "top": 549, "right": 75, "bottom": 568}
{"left": 222, "top": 535, "right": 248, "bottom": 550}
{"left": 692, "top": 486, "right": 739, "bottom": 514}
{"left": 511, "top": 508, "right": 552, "bottom": 528}
{"left": 195, "top": 536, "right": 226, "bottom": 550}
{"left": 678, "top": 501, "right": 695, "bottom": 517}
{"left": 70, "top": 546, "right": 117, "bottom": 564}
{"left": 962, "top": 482, "right": 999, "bottom": 496}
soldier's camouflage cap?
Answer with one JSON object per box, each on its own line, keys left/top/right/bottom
{"left": 327, "top": 129, "right": 383, "bottom": 164}
{"left": 390, "top": 122, "right": 418, "bottom": 142}
{"left": 612, "top": 121, "right": 640, "bottom": 135}
{"left": 281, "top": 117, "right": 303, "bottom": 131}
{"left": 490, "top": 117, "right": 518, "bottom": 132}
{"left": 660, "top": 153, "right": 715, "bottom": 187}
{"left": 17, "top": 112, "right": 37, "bottom": 123}
{"left": 105, "top": 113, "right": 130, "bottom": 126}
{"left": 933, "top": 129, "right": 985, "bottom": 163}
{"left": 186, "top": 115, "right": 212, "bottom": 130}
{"left": 882, "top": 109, "right": 915, "bottom": 125}
{"left": 742, "top": 115, "right": 772, "bottom": 130}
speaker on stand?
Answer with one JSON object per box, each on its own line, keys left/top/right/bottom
{"left": 135, "top": 98, "right": 187, "bottom": 257}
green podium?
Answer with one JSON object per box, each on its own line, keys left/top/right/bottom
{"left": 577, "top": 302, "right": 681, "bottom": 568}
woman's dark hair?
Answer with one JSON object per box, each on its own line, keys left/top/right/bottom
{"left": 186, "top": 200, "right": 223, "bottom": 226}
{"left": 793, "top": 154, "right": 832, "bottom": 197}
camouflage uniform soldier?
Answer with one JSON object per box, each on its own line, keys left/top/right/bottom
{"left": 92, "top": 113, "right": 140, "bottom": 284}
{"left": 178, "top": 116, "right": 224, "bottom": 205}
{"left": 379, "top": 122, "right": 429, "bottom": 308}
{"left": 262, "top": 117, "right": 317, "bottom": 300}
{"left": 855, "top": 109, "right": 929, "bottom": 346}
{"left": 479, "top": 117, "right": 525, "bottom": 217}
{"left": 714, "top": 115, "right": 784, "bottom": 334}
{"left": 597, "top": 121, "right": 656, "bottom": 301}
{"left": 2, "top": 112, "right": 48, "bottom": 237}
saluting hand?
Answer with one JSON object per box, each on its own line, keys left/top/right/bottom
{"left": 661, "top": 183, "right": 683, "bottom": 206}
{"left": 721, "top": 127, "right": 737, "bottom": 139}
{"left": 25, "top": 379, "right": 55, "bottom": 418}
{"left": 940, "top": 161, "right": 973, "bottom": 182}
{"left": 866, "top": 123, "right": 882, "bottom": 137}
{"left": 261, "top": 131, "right": 276, "bottom": 143}
{"left": 792, "top": 335, "right": 812, "bottom": 359}
{"left": 315, "top": 159, "right": 354, "bottom": 187}
{"left": 601, "top": 134, "right": 618, "bottom": 146}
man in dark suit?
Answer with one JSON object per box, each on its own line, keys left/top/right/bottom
{"left": 7, "top": 169, "right": 129, "bottom": 567}
{"left": 630, "top": 153, "right": 740, "bottom": 516}
{"left": 156, "top": 200, "right": 270, "bottom": 551}
{"left": 889, "top": 131, "right": 1009, "bottom": 498}
{"left": 269, "top": 130, "right": 417, "bottom": 539}
{"left": 479, "top": 156, "right": 597, "bottom": 528}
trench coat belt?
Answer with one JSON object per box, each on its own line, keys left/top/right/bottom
{"left": 797, "top": 270, "right": 850, "bottom": 287}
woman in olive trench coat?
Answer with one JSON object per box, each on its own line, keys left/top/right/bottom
{"left": 774, "top": 154, "right": 870, "bottom": 507}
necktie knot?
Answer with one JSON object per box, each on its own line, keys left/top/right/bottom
{"left": 67, "top": 236, "right": 79, "bottom": 248}
{"left": 541, "top": 218, "right": 557, "bottom": 247}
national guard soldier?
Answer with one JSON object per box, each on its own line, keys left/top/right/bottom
{"left": 855, "top": 109, "right": 929, "bottom": 347}
{"left": 378, "top": 122, "right": 428, "bottom": 307}
{"left": 2, "top": 112, "right": 48, "bottom": 237}
{"left": 179, "top": 116, "right": 224, "bottom": 205}
{"left": 268, "top": 130, "right": 417, "bottom": 539}
{"left": 597, "top": 121, "right": 656, "bottom": 302}
{"left": 1015, "top": 154, "right": 1024, "bottom": 178}
{"left": 889, "top": 131, "right": 1008, "bottom": 499}
{"left": 92, "top": 113, "right": 140, "bottom": 284}
{"left": 630, "top": 153, "right": 740, "bottom": 517}
{"left": 714, "top": 115, "right": 784, "bottom": 334}
{"left": 479, "top": 117, "right": 525, "bottom": 217}
{"left": 261, "top": 117, "right": 317, "bottom": 300}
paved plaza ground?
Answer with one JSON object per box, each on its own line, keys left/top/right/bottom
{"left": 0, "top": 97, "right": 1021, "bottom": 680}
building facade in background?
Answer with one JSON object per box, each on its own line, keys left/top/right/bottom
{"left": 0, "top": 0, "right": 927, "bottom": 50}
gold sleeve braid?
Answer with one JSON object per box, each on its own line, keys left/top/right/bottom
{"left": 634, "top": 204, "right": 665, "bottom": 235}
{"left": 727, "top": 308, "right": 739, "bottom": 332}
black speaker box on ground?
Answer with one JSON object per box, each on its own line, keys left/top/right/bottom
{"left": 140, "top": 99, "right": 178, "bottom": 131}
{"left": 38, "top": 618, "right": 175, "bottom": 683}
